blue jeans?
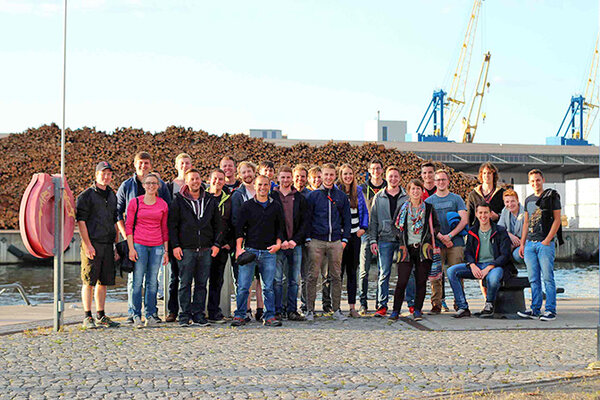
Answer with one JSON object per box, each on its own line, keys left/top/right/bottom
{"left": 234, "top": 248, "right": 277, "bottom": 320}
{"left": 447, "top": 262, "right": 504, "bottom": 310}
{"left": 377, "top": 241, "right": 399, "bottom": 309}
{"left": 512, "top": 247, "right": 524, "bottom": 264}
{"left": 178, "top": 248, "right": 212, "bottom": 320}
{"left": 405, "top": 270, "right": 415, "bottom": 307}
{"left": 359, "top": 236, "right": 378, "bottom": 308}
{"left": 275, "top": 246, "right": 302, "bottom": 314}
{"left": 132, "top": 243, "right": 164, "bottom": 318}
{"left": 524, "top": 240, "right": 556, "bottom": 314}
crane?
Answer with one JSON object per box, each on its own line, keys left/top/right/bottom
{"left": 462, "top": 52, "right": 491, "bottom": 143}
{"left": 550, "top": 33, "right": 599, "bottom": 146}
{"left": 417, "top": 0, "right": 483, "bottom": 142}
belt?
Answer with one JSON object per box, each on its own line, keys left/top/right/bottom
{"left": 409, "top": 243, "right": 421, "bottom": 249}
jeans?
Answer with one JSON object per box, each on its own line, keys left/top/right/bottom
{"left": 132, "top": 243, "right": 163, "bottom": 318}
{"left": 127, "top": 272, "right": 134, "bottom": 316}
{"left": 524, "top": 240, "right": 556, "bottom": 313}
{"left": 377, "top": 241, "right": 399, "bottom": 309}
{"left": 275, "top": 246, "right": 302, "bottom": 314}
{"left": 208, "top": 248, "right": 229, "bottom": 318}
{"left": 358, "top": 236, "right": 379, "bottom": 308}
{"left": 306, "top": 239, "right": 344, "bottom": 312}
{"left": 234, "top": 248, "right": 277, "bottom": 321}
{"left": 167, "top": 251, "right": 180, "bottom": 315}
{"left": 431, "top": 246, "right": 464, "bottom": 307}
{"left": 512, "top": 247, "right": 524, "bottom": 264}
{"left": 300, "top": 245, "right": 309, "bottom": 312}
{"left": 405, "top": 270, "right": 416, "bottom": 307}
{"left": 178, "top": 248, "right": 212, "bottom": 320}
{"left": 447, "top": 262, "right": 503, "bottom": 310}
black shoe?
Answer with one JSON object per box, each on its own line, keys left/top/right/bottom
{"left": 287, "top": 311, "right": 306, "bottom": 321}
{"left": 231, "top": 317, "right": 246, "bottom": 327}
{"left": 126, "top": 315, "right": 134, "bottom": 324}
{"left": 208, "top": 312, "right": 225, "bottom": 323}
{"left": 323, "top": 305, "right": 333, "bottom": 314}
{"left": 192, "top": 315, "right": 211, "bottom": 327}
{"left": 453, "top": 308, "right": 471, "bottom": 318}
{"left": 245, "top": 309, "right": 252, "bottom": 323}
{"left": 479, "top": 302, "right": 494, "bottom": 318}
{"left": 255, "top": 308, "right": 264, "bottom": 322}
{"left": 179, "top": 318, "right": 191, "bottom": 327}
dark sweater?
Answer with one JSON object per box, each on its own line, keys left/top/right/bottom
{"left": 236, "top": 197, "right": 285, "bottom": 250}
{"left": 76, "top": 184, "right": 118, "bottom": 244}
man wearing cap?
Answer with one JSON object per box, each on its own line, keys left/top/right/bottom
{"left": 75, "top": 162, "right": 121, "bottom": 329}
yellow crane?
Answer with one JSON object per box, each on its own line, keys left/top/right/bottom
{"left": 462, "top": 52, "right": 491, "bottom": 143}
{"left": 581, "top": 33, "right": 599, "bottom": 141}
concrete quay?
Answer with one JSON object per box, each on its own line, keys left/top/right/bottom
{"left": 0, "top": 298, "right": 599, "bottom": 399}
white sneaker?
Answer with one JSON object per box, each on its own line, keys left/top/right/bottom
{"left": 332, "top": 310, "right": 347, "bottom": 321}
{"left": 305, "top": 311, "right": 314, "bottom": 321}
{"left": 145, "top": 315, "right": 159, "bottom": 327}
{"left": 133, "top": 315, "right": 143, "bottom": 329}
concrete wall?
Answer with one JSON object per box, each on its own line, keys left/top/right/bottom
{"left": 556, "top": 228, "right": 599, "bottom": 261}
{"left": 364, "top": 120, "right": 407, "bottom": 142}
{"left": 0, "top": 230, "right": 82, "bottom": 264}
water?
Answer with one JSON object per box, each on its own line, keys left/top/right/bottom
{"left": 0, "top": 262, "right": 598, "bottom": 306}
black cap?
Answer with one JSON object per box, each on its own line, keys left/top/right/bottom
{"left": 96, "top": 161, "right": 113, "bottom": 172}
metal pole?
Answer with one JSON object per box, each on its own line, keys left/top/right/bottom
{"left": 54, "top": 0, "right": 67, "bottom": 332}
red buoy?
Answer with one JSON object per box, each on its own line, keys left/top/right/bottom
{"left": 19, "top": 173, "right": 76, "bottom": 258}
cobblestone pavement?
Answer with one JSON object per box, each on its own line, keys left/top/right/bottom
{"left": 0, "top": 316, "right": 598, "bottom": 399}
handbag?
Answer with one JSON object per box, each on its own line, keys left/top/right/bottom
{"left": 115, "top": 197, "right": 139, "bottom": 276}
{"left": 426, "top": 212, "right": 443, "bottom": 282}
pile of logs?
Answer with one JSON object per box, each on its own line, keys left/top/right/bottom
{"left": 0, "top": 124, "right": 477, "bottom": 229}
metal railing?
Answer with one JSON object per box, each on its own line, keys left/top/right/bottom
{"left": 0, "top": 283, "right": 34, "bottom": 306}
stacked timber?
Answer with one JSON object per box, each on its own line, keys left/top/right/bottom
{"left": 0, "top": 124, "right": 477, "bottom": 229}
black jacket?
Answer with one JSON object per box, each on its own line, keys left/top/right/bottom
{"left": 76, "top": 184, "right": 118, "bottom": 244}
{"left": 393, "top": 201, "right": 440, "bottom": 263}
{"left": 467, "top": 185, "right": 505, "bottom": 226}
{"left": 236, "top": 197, "right": 285, "bottom": 250}
{"left": 537, "top": 188, "right": 564, "bottom": 246}
{"left": 464, "top": 221, "right": 517, "bottom": 281}
{"left": 271, "top": 188, "right": 311, "bottom": 244}
{"left": 213, "top": 191, "right": 234, "bottom": 249}
{"left": 168, "top": 186, "right": 223, "bottom": 250}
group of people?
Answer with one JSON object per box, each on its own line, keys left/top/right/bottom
{"left": 75, "top": 152, "right": 563, "bottom": 329}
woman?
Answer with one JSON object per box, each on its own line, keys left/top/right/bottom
{"left": 390, "top": 179, "right": 439, "bottom": 321}
{"left": 127, "top": 173, "right": 170, "bottom": 328}
{"left": 338, "top": 164, "right": 369, "bottom": 318}
{"left": 497, "top": 189, "right": 525, "bottom": 264}
{"left": 467, "top": 162, "right": 505, "bottom": 226}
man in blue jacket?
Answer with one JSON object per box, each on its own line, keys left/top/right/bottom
{"left": 305, "top": 163, "right": 352, "bottom": 321}
{"left": 116, "top": 151, "right": 171, "bottom": 323}
{"left": 447, "top": 202, "right": 515, "bottom": 318}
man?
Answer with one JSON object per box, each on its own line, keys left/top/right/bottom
{"left": 230, "top": 161, "right": 263, "bottom": 321}
{"left": 497, "top": 189, "right": 525, "bottom": 264}
{"left": 232, "top": 175, "right": 284, "bottom": 327}
{"left": 272, "top": 166, "right": 310, "bottom": 321}
{"left": 368, "top": 166, "right": 407, "bottom": 317}
{"left": 259, "top": 160, "right": 278, "bottom": 191}
{"left": 425, "top": 169, "right": 468, "bottom": 314}
{"left": 517, "top": 169, "right": 563, "bottom": 321}
{"left": 75, "top": 161, "right": 121, "bottom": 329}
{"left": 357, "top": 158, "right": 387, "bottom": 315}
{"left": 207, "top": 168, "right": 233, "bottom": 322}
{"left": 220, "top": 155, "right": 240, "bottom": 193}
{"left": 168, "top": 168, "right": 223, "bottom": 327}
{"left": 307, "top": 166, "right": 322, "bottom": 191}
{"left": 293, "top": 164, "right": 311, "bottom": 313}
{"left": 165, "top": 153, "right": 193, "bottom": 323}
{"left": 447, "top": 203, "right": 514, "bottom": 318}
{"left": 420, "top": 161, "right": 437, "bottom": 200}
{"left": 305, "top": 163, "right": 352, "bottom": 321}
{"left": 116, "top": 152, "right": 171, "bottom": 323}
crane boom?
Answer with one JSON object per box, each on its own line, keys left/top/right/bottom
{"left": 462, "top": 52, "right": 491, "bottom": 143}
{"left": 582, "top": 33, "right": 599, "bottom": 141}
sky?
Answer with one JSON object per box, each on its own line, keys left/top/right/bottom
{"left": 0, "top": 0, "right": 598, "bottom": 145}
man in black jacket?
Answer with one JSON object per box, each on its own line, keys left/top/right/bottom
{"left": 272, "top": 166, "right": 310, "bottom": 321}
{"left": 447, "top": 202, "right": 514, "bottom": 318}
{"left": 233, "top": 175, "right": 284, "bottom": 327}
{"left": 168, "top": 169, "right": 223, "bottom": 327}
{"left": 76, "top": 161, "right": 120, "bottom": 329}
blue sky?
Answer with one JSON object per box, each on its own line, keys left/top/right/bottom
{"left": 0, "top": 0, "right": 598, "bottom": 145}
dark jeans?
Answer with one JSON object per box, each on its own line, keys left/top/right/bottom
{"left": 341, "top": 233, "right": 360, "bottom": 305}
{"left": 300, "top": 244, "right": 309, "bottom": 312}
{"left": 178, "top": 248, "right": 212, "bottom": 320}
{"left": 358, "top": 236, "right": 379, "bottom": 308}
{"left": 167, "top": 251, "right": 180, "bottom": 315}
{"left": 208, "top": 248, "right": 229, "bottom": 318}
{"left": 392, "top": 246, "right": 431, "bottom": 313}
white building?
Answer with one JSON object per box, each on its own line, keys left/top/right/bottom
{"left": 247, "top": 129, "right": 284, "bottom": 139}
{"left": 364, "top": 119, "right": 407, "bottom": 142}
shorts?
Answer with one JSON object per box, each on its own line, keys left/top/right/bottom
{"left": 81, "top": 242, "right": 116, "bottom": 286}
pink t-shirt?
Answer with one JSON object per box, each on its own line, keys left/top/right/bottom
{"left": 125, "top": 196, "right": 169, "bottom": 247}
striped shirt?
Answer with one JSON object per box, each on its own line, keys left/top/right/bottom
{"left": 350, "top": 207, "right": 360, "bottom": 234}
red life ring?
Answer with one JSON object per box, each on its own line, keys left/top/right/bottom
{"left": 19, "top": 173, "right": 76, "bottom": 258}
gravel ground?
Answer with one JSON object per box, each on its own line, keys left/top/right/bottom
{"left": 0, "top": 316, "right": 598, "bottom": 399}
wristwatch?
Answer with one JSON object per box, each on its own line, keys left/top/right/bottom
{"left": 447, "top": 233, "right": 453, "bottom": 240}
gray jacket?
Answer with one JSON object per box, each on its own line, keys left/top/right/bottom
{"left": 368, "top": 187, "right": 408, "bottom": 244}
{"left": 497, "top": 204, "right": 525, "bottom": 238}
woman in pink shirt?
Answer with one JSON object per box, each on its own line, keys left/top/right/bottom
{"left": 126, "top": 173, "right": 169, "bottom": 328}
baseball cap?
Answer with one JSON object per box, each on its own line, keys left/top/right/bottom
{"left": 96, "top": 161, "right": 113, "bottom": 172}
